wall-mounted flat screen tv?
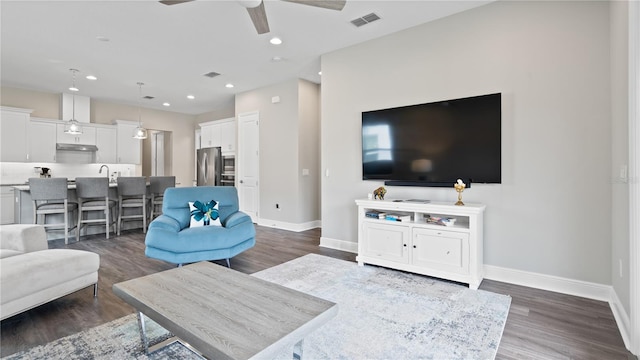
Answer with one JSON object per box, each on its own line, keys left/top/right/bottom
{"left": 362, "top": 93, "right": 501, "bottom": 187}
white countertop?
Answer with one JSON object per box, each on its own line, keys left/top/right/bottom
{"left": 12, "top": 182, "right": 120, "bottom": 191}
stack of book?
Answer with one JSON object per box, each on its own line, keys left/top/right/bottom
{"left": 384, "top": 213, "right": 411, "bottom": 222}
{"left": 425, "top": 215, "right": 456, "bottom": 226}
{"left": 365, "top": 210, "right": 386, "bottom": 219}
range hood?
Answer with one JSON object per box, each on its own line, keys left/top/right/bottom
{"left": 56, "top": 143, "right": 98, "bottom": 152}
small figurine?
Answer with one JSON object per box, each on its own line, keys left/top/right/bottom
{"left": 454, "top": 179, "right": 466, "bottom": 206}
{"left": 373, "top": 186, "right": 387, "bottom": 200}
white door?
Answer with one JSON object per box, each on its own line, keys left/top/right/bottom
{"left": 237, "top": 112, "right": 259, "bottom": 222}
{"left": 152, "top": 131, "right": 165, "bottom": 176}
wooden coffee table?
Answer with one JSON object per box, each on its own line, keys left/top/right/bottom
{"left": 113, "top": 261, "right": 337, "bottom": 359}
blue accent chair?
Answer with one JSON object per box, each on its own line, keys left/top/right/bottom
{"left": 145, "top": 186, "right": 255, "bottom": 267}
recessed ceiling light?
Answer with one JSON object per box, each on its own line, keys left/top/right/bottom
{"left": 271, "top": 56, "right": 283, "bottom": 62}
{"left": 187, "top": 95, "right": 195, "bottom": 100}
{"left": 69, "top": 86, "right": 79, "bottom": 92}
{"left": 86, "top": 75, "right": 97, "bottom": 80}
{"left": 270, "top": 37, "right": 282, "bottom": 45}
{"left": 225, "top": 83, "right": 234, "bottom": 88}
{"left": 318, "top": 71, "right": 322, "bottom": 75}
{"left": 162, "top": 102, "right": 170, "bottom": 107}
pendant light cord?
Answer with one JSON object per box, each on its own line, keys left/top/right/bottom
{"left": 137, "top": 82, "right": 144, "bottom": 127}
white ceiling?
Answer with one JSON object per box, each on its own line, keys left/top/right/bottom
{"left": 1, "top": 0, "right": 492, "bottom": 115}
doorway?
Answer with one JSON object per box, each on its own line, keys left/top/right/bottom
{"left": 142, "top": 130, "right": 173, "bottom": 177}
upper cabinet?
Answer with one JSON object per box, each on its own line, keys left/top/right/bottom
{"left": 114, "top": 120, "right": 141, "bottom": 164}
{"left": 56, "top": 123, "right": 96, "bottom": 145}
{"left": 0, "top": 107, "right": 32, "bottom": 162}
{"left": 60, "top": 93, "right": 90, "bottom": 124}
{"left": 199, "top": 118, "right": 236, "bottom": 154}
{"left": 29, "top": 120, "right": 57, "bottom": 163}
{"left": 95, "top": 126, "right": 117, "bottom": 164}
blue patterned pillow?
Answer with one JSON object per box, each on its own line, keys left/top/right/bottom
{"left": 189, "top": 200, "right": 221, "bottom": 227}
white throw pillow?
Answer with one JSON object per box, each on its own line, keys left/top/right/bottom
{"left": 189, "top": 200, "right": 221, "bottom": 227}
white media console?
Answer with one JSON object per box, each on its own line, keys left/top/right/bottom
{"left": 355, "top": 199, "right": 486, "bottom": 289}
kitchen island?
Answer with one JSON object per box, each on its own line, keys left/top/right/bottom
{"left": 13, "top": 181, "right": 150, "bottom": 241}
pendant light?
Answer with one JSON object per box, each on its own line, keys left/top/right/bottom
{"left": 133, "top": 82, "right": 148, "bottom": 139}
{"left": 64, "top": 69, "right": 83, "bottom": 135}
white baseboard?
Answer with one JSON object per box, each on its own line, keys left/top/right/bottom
{"left": 256, "top": 219, "right": 321, "bottom": 232}
{"left": 483, "top": 264, "right": 612, "bottom": 301}
{"left": 319, "top": 236, "right": 358, "bottom": 253}
{"left": 484, "top": 264, "right": 633, "bottom": 352}
{"left": 609, "top": 288, "right": 632, "bottom": 351}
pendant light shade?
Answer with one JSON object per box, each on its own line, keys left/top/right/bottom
{"left": 133, "top": 82, "right": 148, "bottom": 140}
{"left": 64, "top": 69, "right": 83, "bottom": 135}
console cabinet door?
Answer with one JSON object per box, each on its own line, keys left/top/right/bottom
{"left": 362, "top": 222, "right": 409, "bottom": 264}
{"left": 412, "top": 228, "right": 469, "bottom": 275}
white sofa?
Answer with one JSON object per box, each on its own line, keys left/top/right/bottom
{"left": 0, "top": 224, "right": 100, "bottom": 320}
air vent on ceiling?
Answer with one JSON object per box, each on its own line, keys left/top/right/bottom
{"left": 143, "top": 96, "right": 155, "bottom": 100}
{"left": 350, "top": 13, "right": 380, "bottom": 27}
{"left": 203, "top": 71, "right": 221, "bottom": 78}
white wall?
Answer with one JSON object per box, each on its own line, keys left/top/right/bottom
{"left": 321, "top": 1, "right": 612, "bottom": 284}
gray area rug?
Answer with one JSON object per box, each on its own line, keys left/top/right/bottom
{"left": 4, "top": 254, "right": 510, "bottom": 360}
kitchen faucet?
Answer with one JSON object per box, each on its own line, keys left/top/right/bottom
{"left": 99, "top": 165, "right": 109, "bottom": 177}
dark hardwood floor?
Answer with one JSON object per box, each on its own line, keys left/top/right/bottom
{"left": 0, "top": 226, "right": 635, "bottom": 359}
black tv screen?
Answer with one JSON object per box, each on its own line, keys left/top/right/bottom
{"left": 362, "top": 93, "right": 501, "bottom": 186}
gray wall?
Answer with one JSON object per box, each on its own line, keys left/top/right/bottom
{"left": 610, "top": 0, "right": 630, "bottom": 314}
{"left": 235, "top": 78, "right": 321, "bottom": 226}
{"left": 321, "top": 1, "right": 613, "bottom": 284}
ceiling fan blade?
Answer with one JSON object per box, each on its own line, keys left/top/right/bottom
{"left": 281, "top": 0, "right": 346, "bottom": 11}
{"left": 246, "top": 1, "right": 270, "bottom": 34}
{"left": 159, "top": 0, "right": 194, "bottom": 5}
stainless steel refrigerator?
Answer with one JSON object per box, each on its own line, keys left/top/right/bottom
{"left": 196, "top": 147, "right": 222, "bottom": 186}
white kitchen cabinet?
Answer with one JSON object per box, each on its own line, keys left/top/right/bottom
{"left": 29, "top": 120, "right": 57, "bottom": 162}
{"left": 114, "top": 120, "right": 141, "bottom": 164}
{"left": 199, "top": 118, "right": 236, "bottom": 153}
{"left": 56, "top": 123, "right": 96, "bottom": 145}
{"left": 356, "top": 199, "right": 485, "bottom": 289}
{"left": 0, "top": 107, "right": 32, "bottom": 162}
{"left": 60, "top": 93, "right": 90, "bottom": 124}
{"left": 1, "top": 186, "right": 15, "bottom": 225}
{"left": 95, "top": 126, "right": 117, "bottom": 163}
{"left": 220, "top": 120, "right": 236, "bottom": 153}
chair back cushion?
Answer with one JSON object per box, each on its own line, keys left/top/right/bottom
{"left": 28, "top": 178, "right": 68, "bottom": 201}
{"left": 117, "top": 176, "right": 147, "bottom": 196}
{"left": 150, "top": 176, "right": 176, "bottom": 195}
{"left": 163, "top": 186, "right": 239, "bottom": 229}
{"left": 76, "top": 177, "right": 109, "bottom": 198}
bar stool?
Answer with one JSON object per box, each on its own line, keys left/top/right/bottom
{"left": 149, "top": 176, "right": 175, "bottom": 221}
{"left": 117, "top": 176, "right": 147, "bottom": 235}
{"left": 76, "top": 177, "right": 117, "bottom": 242}
{"left": 29, "top": 177, "right": 77, "bottom": 244}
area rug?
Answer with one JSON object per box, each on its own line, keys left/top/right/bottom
{"left": 3, "top": 254, "right": 510, "bottom": 360}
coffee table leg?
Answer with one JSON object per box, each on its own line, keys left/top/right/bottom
{"left": 293, "top": 339, "right": 304, "bottom": 360}
{"left": 137, "top": 312, "right": 150, "bottom": 354}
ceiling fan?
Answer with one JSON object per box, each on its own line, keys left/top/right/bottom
{"left": 160, "top": 0, "right": 346, "bottom": 35}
